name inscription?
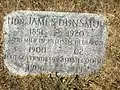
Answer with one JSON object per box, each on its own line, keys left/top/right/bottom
{"left": 3, "top": 11, "right": 107, "bottom": 76}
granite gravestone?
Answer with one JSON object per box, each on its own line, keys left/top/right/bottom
{"left": 3, "top": 11, "right": 107, "bottom": 76}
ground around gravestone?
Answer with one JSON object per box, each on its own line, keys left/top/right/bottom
{"left": 0, "top": 0, "right": 120, "bottom": 90}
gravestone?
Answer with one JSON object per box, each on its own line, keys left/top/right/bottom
{"left": 3, "top": 11, "right": 107, "bottom": 76}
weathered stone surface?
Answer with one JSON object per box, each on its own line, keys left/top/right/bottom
{"left": 3, "top": 11, "right": 107, "bottom": 76}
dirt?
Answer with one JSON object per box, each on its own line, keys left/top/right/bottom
{"left": 0, "top": 0, "right": 120, "bottom": 90}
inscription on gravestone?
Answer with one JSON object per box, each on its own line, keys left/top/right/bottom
{"left": 3, "top": 11, "right": 107, "bottom": 76}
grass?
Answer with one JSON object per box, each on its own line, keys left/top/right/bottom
{"left": 0, "top": 0, "right": 120, "bottom": 90}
